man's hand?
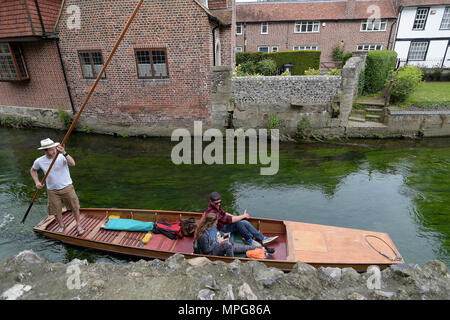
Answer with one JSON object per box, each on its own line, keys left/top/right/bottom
{"left": 242, "top": 210, "right": 250, "bottom": 219}
{"left": 56, "top": 145, "right": 65, "bottom": 154}
{"left": 35, "top": 182, "right": 43, "bottom": 190}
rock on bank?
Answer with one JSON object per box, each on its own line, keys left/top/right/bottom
{"left": 1, "top": 250, "right": 449, "bottom": 300}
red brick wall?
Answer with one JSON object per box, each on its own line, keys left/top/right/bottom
{"left": 56, "top": 0, "right": 216, "bottom": 128}
{"left": 0, "top": 40, "right": 71, "bottom": 110}
{"left": 235, "top": 20, "right": 396, "bottom": 63}
{"left": 208, "top": 0, "right": 228, "bottom": 10}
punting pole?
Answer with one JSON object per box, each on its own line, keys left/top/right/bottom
{"left": 21, "top": 0, "right": 146, "bottom": 224}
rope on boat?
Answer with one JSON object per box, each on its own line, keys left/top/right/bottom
{"left": 364, "top": 235, "right": 403, "bottom": 262}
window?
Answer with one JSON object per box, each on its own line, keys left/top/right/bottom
{"left": 294, "top": 21, "right": 320, "bottom": 33}
{"left": 408, "top": 41, "right": 428, "bottom": 60}
{"left": 440, "top": 7, "right": 450, "bottom": 29}
{"left": 360, "top": 19, "right": 387, "bottom": 31}
{"left": 271, "top": 46, "right": 278, "bottom": 52}
{"left": 261, "top": 22, "right": 268, "bottom": 34}
{"left": 235, "top": 47, "right": 242, "bottom": 53}
{"left": 78, "top": 51, "right": 105, "bottom": 79}
{"left": 293, "top": 45, "right": 318, "bottom": 51}
{"left": 258, "top": 46, "right": 269, "bottom": 53}
{"left": 413, "top": 8, "right": 429, "bottom": 30}
{"left": 236, "top": 23, "right": 242, "bottom": 35}
{"left": 135, "top": 48, "right": 169, "bottom": 79}
{"left": 357, "top": 44, "right": 382, "bottom": 51}
{"left": 0, "top": 43, "right": 29, "bottom": 81}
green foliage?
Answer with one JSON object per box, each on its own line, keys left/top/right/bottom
{"left": 389, "top": 65, "right": 423, "bottom": 103}
{"left": 236, "top": 50, "right": 321, "bottom": 75}
{"left": 256, "top": 59, "right": 278, "bottom": 76}
{"left": 296, "top": 117, "right": 312, "bottom": 139}
{"left": 342, "top": 52, "right": 353, "bottom": 67}
{"left": 304, "top": 68, "right": 321, "bottom": 75}
{"left": 0, "top": 116, "right": 32, "bottom": 128}
{"left": 363, "top": 50, "right": 397, "bottom": 94}
{"left": 80, "top": 125, "right": 91, "bottom": 133}
{"left": 57, "top": 109, "right": 73, "bottom": 129}
{"left": 331, "top": 46, "right": 344, "bottom": 62}
{"left": 268, "top": 115, "right": 282, "bottom": 131}
{"left": 357, "top": 68, "right": 365, "bottom": 97}
{"left": 325, "top": 68, "right": 341, "bottom": 76}
{"left": 280, "top": 70, "right": 291, "bottom": 76}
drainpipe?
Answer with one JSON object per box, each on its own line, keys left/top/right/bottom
{"left": 54, "top": 37, "right": 76, "bottom": 115}
{"left": 212, "top": 26, "right": 218, "bottom": 66}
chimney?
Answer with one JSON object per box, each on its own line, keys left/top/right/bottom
{"left": 345, "top": 0, "right": 357, "bottom": 18}
{"left": 208, "top": 0, "right": 228, "bottom": 10}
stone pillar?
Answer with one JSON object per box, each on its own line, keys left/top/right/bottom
{"left": 339, "top": 53, "right": 366, "bottom": 126}
{"left": 210, "top": 66, "right": 233, "bottom": 129}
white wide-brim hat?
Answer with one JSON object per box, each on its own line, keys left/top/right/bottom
{"left": 38, "top": 138, "right": 60, "bottom": 150}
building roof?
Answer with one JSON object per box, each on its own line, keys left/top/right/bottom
{"left": 193, "top": 0, "right": 232, "bottom": 25}
{"left": 236, "top": 0, "right": 397, "bottom": 22}
{"left": 0, "top": 0, "right": 62, "bottom": 40}
{"left": 397, "top": 0, "right": 450, "bottom": 7}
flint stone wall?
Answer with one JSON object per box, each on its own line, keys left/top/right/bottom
{"left": 231, "top": 76, "right": 342, "bottom": 134}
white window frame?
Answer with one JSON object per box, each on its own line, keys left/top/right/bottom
{"left": 440, "top": 7, "right": 450, "bottom": 30}
{"left": 261, "top": 22, "right": 268, "bottom": 34}
{"left": 294, "top": 21, "right": 320, "bottom": 33}
{"left": 413, "top": 7, "right": 429, "bottom": 30}
{"left": 271, "top": 46, "right": 278, "bottom": 52}
{"left": 258, "top": 46, "right": 269, "bottom": 53}
{"left": 360, "top": 19, "right": 387, "bottom": 32}
{"left": 236, "top": 23, "right": 242, "bottom": 35}
{"left": 293, "top": 45, "right": 318, "bottom": 51}
{"left": 235, "top": 47, "right": 242, "bottom": 53}
{"left": 356, "top": 44, "right": 382, "bottom": 51}
{"left": 408, "top": 41, "right": 429, "bottom": 61}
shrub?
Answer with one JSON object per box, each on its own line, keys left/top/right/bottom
{"left": 342, "top": 52, "right": 353, "bottom": 67}
{"left": 236, "top": 50, "right": 321, "bottom": 75}
{"left": 0, "top": 116, "right": 32, "bottom": 128}
{"left": 238, "top": 61, "right": 257, "bottom": 76}
{"left": 304, "top": 68, "right": 321, "bottom": 75}
{"left": 256, "top": 59, "right": 278, "bottom": 76}
{"left": 363, "top": 50, "right": 397, "bottom": 94}
{"left": 280, "top": 70, "right": 291, "bottom": 76}
{"left": 332, "top": 46, "right": 344, "bottom": 63}
{"left": 389, "top": 65, "right": 423, "bottom": 103}
{"left": 325, "top": 68, "right": 341, "bottom": 75}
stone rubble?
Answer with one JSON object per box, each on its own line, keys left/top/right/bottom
{"left": 0, "top": 250, "right": 449, "bottom": 300}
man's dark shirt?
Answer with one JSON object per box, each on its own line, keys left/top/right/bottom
{"left": 205, "top": 203, "right": 232, "bottom": 231}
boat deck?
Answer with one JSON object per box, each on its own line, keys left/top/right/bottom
{"left": 40, "top": 211, "right": 288, "bottom": 261}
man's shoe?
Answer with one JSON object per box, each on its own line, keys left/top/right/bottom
{"left": 243, "top": 238, "right": 263, "bottom": 247}
{"left": 262, "top": 236, "right": 279, "bottom": 246}
{"left": 265, "top": 247, "right": 275, "bottom": 254}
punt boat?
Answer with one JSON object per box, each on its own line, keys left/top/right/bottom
{"left": 34, "top": 207, "right": 404, "bottom": 271}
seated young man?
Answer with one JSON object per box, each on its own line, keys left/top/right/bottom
{"left": 203, "top": 192, "right": 278, "bottom": 247}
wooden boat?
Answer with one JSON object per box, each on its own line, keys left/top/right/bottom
{"left": 33, "top": 208, "right": 404, "bottom": 272}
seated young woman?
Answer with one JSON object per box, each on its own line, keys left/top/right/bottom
{"left": 195, "top": 212, "right": 271, "bottom": 257}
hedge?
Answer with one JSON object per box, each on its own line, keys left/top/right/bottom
{"left": 236, "top": 50, "right": 321, "bottom": 75}
{"left": 363, "top": 50, "right": 397, "bottom": 94}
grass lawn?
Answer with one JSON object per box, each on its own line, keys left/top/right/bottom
{"left": 357, "top": 82, "right": 450, "bottom": 110}
{"left": 394, "top": 81, "right": 450, "bottom": 109}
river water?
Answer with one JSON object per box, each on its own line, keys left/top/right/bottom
{"left": 0, "top": 127, "right": 449, "bottom": 267}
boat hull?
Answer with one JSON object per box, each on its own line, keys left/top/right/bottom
{"left": 33, "top": 208, "right": 404, "bottom": 272}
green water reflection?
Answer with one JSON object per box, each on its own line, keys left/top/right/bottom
{"left": 0, "top": 127, "right": 449, "bottom": 267}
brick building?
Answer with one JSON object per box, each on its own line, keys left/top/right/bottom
{"left": 235, "top": 0, "right": 398, "bottom": 67}
{"left": 0, "top": 0, "right": 74, "bottom": 113}
{"left": 1, "top": 0, "right": 234, "bottom": 133}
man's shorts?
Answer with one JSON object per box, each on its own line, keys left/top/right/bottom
{"left": 47, "top": 184, "right": 80, "bottom": 216}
